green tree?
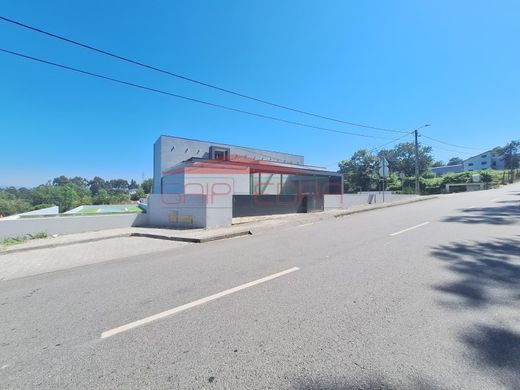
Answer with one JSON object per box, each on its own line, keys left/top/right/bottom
{"left": 447, "top": 157, "right": 464, "bottom": 166}
{"left": 338, "top": 150, "right": 379, "bottom": 191}
{"left": 432, "top": 160, "right": 445, "bottom": 168}
{"left": 89, "top": 176, "right": 108, "bottom": 195}
{"left": 52, "top": 175, "right": 70, "bottom": 186}
{"left": 131, "top": 186, "right": 146, "bottom": 201}
{"left": 93, "top": 189, "right": 110, "bottom": 205}
{"left": 55, "top": 185, "right": 81, "bottom": 212}
{"left": 108, "top": 179, "right": 129, "bottom": 194}
{"left": 141, "top": 178, "right": 153, "bottom": 194}
{"left": 0, "top": 191, "right": 32, "bottom": 217}
{"left": 378, "top": 142, "right": 433, "bottom": 177}
{"left": 496, "top": 140, "right": 520, "bottom": 183}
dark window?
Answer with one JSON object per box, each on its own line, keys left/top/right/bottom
{"left": 481, "top": 155, "right": 487, "bottom": 158}
{"left": 481, "top": 161, "right": 487, "bottom": 165}
{"left": 468, "top": 163, "right": 474, "bottom": 166}
{"left": 209, "top": 146, "right": 230, "bottom": 161}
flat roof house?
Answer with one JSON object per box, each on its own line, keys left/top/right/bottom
{"left": 463, "top": 150, "right": 505, "bottom": 172}
{"left": 149, "top": 135, "right": 343, "bottom": 228}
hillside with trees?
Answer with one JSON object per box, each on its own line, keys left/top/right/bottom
{"left": 0, "top": 177, "right": 153, "bottom": 217}
{"left": 338, "top": 139, "right": 519, "bottom": 193}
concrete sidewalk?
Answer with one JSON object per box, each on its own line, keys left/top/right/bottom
{"left": 0, "top": 195, "right": 437, "bottom": 281}
{"left": 0, "top": 195, "right": 436, "bottom": 256}
{"left": 0, "top": 225, "right": 252, "bottom": 255}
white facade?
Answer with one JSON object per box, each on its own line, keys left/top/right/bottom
{"left": 463, "top": 151, "right": 505, "bottom": 171}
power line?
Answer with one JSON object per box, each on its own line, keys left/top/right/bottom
{"left": 423, "top": 143, "right": 475, "bottom": 156}
{"left": 421, "top": 134, "right": 483, "bottom": 151}
{"left": 0, "top": 47, "right": 395, "bottom": 140}
{"left": 0, "top": 15, "right": 407, "bottom": 135}
{"left": 369, "top": 131, "right": 413, "bottom": 153}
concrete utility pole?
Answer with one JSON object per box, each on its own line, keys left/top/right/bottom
{"left": 413, "top": 124, "right": 430, "bottom": 195}
{"left": 414, "top": 129, "right": 420, "bottom": 194}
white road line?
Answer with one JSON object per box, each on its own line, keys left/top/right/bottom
{"left": 297, "top": 223, "right": 314, "bottom": 228}
{"left": 490, "top": 198, "right": 501, "bottom": 202}
{"left": 389, "top": 222, "right": 430, "bottom": 237}
{"left": 101, "top": 267, "right": 300, "bottom": 339}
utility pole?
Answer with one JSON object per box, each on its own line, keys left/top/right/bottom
{"left": 414, "top": 129, "right": 420, "bottom": 195}
{"left": 413, "top": 124, "right": 430, "bottom": 195}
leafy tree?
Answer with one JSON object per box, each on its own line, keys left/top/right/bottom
{"left": 447, "top": 157, "right": 464, "bottom": 166}
{"left": 0, "top": 191, "right": 32, "bottom": 217}
{"left": 55, "top": 185, "right": 81, "bottom": 212}
{"left": 141, "top": 178, "right": 153, "bottom": 194}
{"left": 378, "top": 142, "right": 433, "bottom": 177}
{"left": 93, "top": 189, "right": 110, "bottom": 205}
{"left": 495, "top": 140, "right": 520, "bottom": 183}
{"left": 129, "top": 179, "right": 138, "bottom": 190}
{"left": 385, "top": 172, "right": 402, "bottom": 191}
{"left": 52, "top": 176, "right": 70, "bottom": 186}
{"left": 131, "top": 186, "right": 146, "bottom": 201}
{"left": 432, "top": 160, "right": 445, "bottom": 168}
{"left": 338, "top": 150, "right": 379, "bottom": 191}
{"left": 108, "top": 179, "right": 129, "bottom": 194}
{"left": 89, "top": 176, "right": 108, "bottom": 195}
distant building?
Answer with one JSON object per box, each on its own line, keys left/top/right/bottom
{"left": 431, "top": 164, "right": 463, "bottom": 176}
{"left": 463, "top": 150, "right": 505, "bottom": 172}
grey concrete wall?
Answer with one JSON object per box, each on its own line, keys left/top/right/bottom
{"left": 324, "top": 193, "right": 419, "bottom": 210}
{"left": 147, "top": 194, "right": 232, "bottom": 229}
{"left": 0, "top": 214, "right": 148, "bottom": 240}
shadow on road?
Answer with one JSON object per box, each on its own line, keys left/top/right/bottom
{"left": 432, "top": 237, "right": 520, "bottom": 307}
{"left": 290, "top": 375, "right": 440, "bottom": 390}
{"left": 442, "top": 201, "right": 520, "bottom": 225}
{"left": 431, "top": 237, "right": 520, "bottom": 388}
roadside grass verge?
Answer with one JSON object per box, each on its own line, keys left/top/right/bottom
{"left": 1, "top": 231, "right": 48, "bottom": 247}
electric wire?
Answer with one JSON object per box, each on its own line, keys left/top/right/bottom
{"left": 0, "top": 15, "right": 406, "bottom": 134}
{"left": 0, "top": 47, "right": 396, "bottom": 140}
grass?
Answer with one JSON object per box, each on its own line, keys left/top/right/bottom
{"left": 74, "top": 205, "right": 142, "bottom": 214}
{"left": 1, "top": 231, "right": 48, "bottom": 247}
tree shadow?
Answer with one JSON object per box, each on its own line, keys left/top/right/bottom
{"left": 431, "top": 237, "right": 520, "bottom": 388}
{"left": 290, "top": 375, "right": 440, "bottom": 390}
{"left": 442, "top": 202, "right": 520, "bottom": 225}
{"left": 460, "top": 325, "right": 520, "bottom": 388}
{"left": 431, "top": 237, "right": 520, "bottom": 307}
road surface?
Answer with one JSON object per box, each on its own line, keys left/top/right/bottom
{"left": 1, "top": 184, "right": 519, "bottom": 389}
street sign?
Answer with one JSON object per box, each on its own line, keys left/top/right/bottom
{"left": 379, "top": 158, "right": 389, "bottom": 177}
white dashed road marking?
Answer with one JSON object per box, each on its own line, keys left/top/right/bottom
{"left": 390, "top": 222, "right": 430, "bottom": 237}
{"left": 101, "top": 267, "right": 300, "bottom": 339}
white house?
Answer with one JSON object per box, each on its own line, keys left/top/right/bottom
{"left": 463, "top": 150, "right": 505, "bottom": 172}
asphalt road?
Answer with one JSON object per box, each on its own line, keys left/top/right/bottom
{"left": 1, "top": 184, "right": 519, "bottom": 389}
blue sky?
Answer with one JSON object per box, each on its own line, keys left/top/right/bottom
{"left": 1, "top": 1, "right": 519, "bottom": 187}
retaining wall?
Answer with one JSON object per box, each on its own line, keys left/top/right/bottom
{"left": 0, "top": 213, "right": 148, "bottom": 241}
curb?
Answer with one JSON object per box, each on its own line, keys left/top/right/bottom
{"left": 0, "top": 197, "right": 434, "bottom": 255}
{"left": 333, "top": 196, "right": 438, "bottom": 218}
{"left": 130, "top": 230, "right": 252, "bottom": 243}
{"left": 0, "top": 229, "right": 254, "bottom": 255}
{"left": 0, "top": 233, "right": 131, "bottom": 256}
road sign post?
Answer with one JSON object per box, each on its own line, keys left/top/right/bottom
{"left": 379, "top": 158, "right": 389, "bottom": 202}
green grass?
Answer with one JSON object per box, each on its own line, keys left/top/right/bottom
{"left": 1, "top": 231, "right": 48, "bottom": 247}
{"left": 74, "top": 205, "right": 142, "bottom": 214}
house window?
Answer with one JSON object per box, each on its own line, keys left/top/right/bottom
{"left": 209, "top": 146, "right": 230, "bottom": 161}
{"left": 481, "top": 155, "right": 487, "bottom": 158}
{"left": 481, "top": 161, "right": 487, "bottom": 165}
{"left": 468, "top": 163, "right": 474, "bottom": 166}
